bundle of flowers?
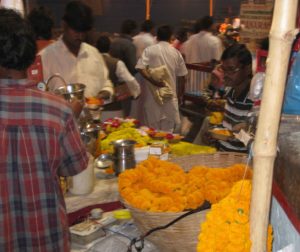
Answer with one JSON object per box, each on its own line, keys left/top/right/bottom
{"left": 145, "top": 128, "right": 184, "bottom": 143}
{"left": 119, "top": 157, "right": 252, "bottom": 212}
{"left": 169, "top": 142, "right": 216, "bottom": 156}
{"left": 198, "top": 180, "right": 273, "bottom": 252}
{"left": 102, "top": 117, "right": 139, "bottom": 133}
{"left": 101, "top": 128, "right": 150, "bottom": 153}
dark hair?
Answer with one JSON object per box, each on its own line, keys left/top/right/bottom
{"left": 27, "top": 6, "right": 54, "bottom": 40}
{"left": 260, "top": 37, "right": 269, "bottom": 51}
{"left": 121, "top": 19, "right": 137, "bottom": 35}
{"left": 175, "top": 27, "right": 188, "bottom": 43}
{"left": 141, "top": 20, "right": 154, "bottom": 32}
{"left": 193, "top": 18, "right": 202, "bottom": 33}
{"left": 221, "top": 44, "right": 252, "bottom": 66}
{"left": 96, "top": 35, "right": 110, "bottom": 53}
{"left": 0, "top": 8, "right": 37, "bottom": 70}
{"left": 157, "top": 25, "right": 173, "bottom": 41}
{"left": 201, "top": 16, "right": 214, "bottom": 30}
{"left": 63, "top": 1, "right": 93, "bottom": 32}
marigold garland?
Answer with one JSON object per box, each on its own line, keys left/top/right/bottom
{"left": 119, "top": 157, "right": 252, "bottom": 212}
{"left": 197, "top": 180, "right": 273, "bottom": 252}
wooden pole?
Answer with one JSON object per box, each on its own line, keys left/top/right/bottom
{"left": 209, "top": 0, "right": 213, "bottom": 16}
{"left": 146, "top": 0, "right": 151, "bottom": 20}
{"left": 250, "top": 0, "right": 298, "bottom": 251}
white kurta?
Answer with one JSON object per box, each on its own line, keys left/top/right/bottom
{"left": 40, "top": 38, "right": 113, "bottom": 98}
{"left": 100, "top": 53, "right": 141, "bottom": 121}
{"left": 131, "top": 32, "right": 156, "bottom": 124}
{"left": 115, "top": 60, "right": 141, "bottom": 98}
{"left": 133, "top": 32, "right": 156, "bottom": 60}
{"left": 136, "top": 41, "right": 188, "bottom": 132}
{"left": 182, "top": 31, "right": 223, "bottom": 91}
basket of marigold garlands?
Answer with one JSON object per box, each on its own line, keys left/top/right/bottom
{"left": 119, "top": 152, "right": 252, "bottom": 252}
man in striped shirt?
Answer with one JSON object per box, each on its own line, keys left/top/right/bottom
{"left": 193, "top": 44, "right": 254, "bottom": 152}
{"left": 218, "top": 44, "right": 254, "bottom": 152}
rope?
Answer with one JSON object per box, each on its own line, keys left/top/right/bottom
{"left": 127, "top": 203, "right": 210, "bottom": 252}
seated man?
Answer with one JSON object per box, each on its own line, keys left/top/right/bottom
{"left": 194, "top": 44, "right": 254, "bottom": 153}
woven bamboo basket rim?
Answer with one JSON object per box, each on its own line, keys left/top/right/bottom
{"left": 170, "top": 151, "right": 249, "bottom": 171}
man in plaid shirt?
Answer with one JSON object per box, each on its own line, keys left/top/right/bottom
{"left": 0, "top": 9, "right": 88, "bottom": 251}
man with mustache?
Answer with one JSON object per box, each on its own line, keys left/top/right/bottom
{"left": 40, "top": 1, "right": 113, "bottom": 100}
{"left": 194, "top": 44, "right": 254, "bottom": 152}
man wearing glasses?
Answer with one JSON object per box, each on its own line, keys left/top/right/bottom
{"left": 217, "top": 43, "right": 254, "bottom": 152}
{"left": 194, "top": 44, "right": 254, "bottom": 153}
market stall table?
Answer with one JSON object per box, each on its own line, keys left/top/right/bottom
{"left": 65, "top": 176, "right": 119, "bottom": 215}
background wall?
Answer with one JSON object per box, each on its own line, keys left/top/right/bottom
{"left": 30, "top": 0, "right": 242, "bottom": 33}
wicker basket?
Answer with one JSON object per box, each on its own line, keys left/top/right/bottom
{"left": 123, "top": 152, "right": 249, "bottom": 252}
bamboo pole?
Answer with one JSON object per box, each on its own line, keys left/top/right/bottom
{"left": 250, "top": 0, "right": 298, "bottom": 251}
{"left": 146, "top": 0, "right": 151, "bottom": 20}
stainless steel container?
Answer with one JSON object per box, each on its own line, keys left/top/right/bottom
{"left": 113, "top": 157, "right": 136, "bottom": 176}
{"left": 80, "top": 122, "right": 101, "bottom": 154}
{"left": 55, "top": 83, "right": 86, "bottom": 103}
{"left": 45, "top": 74, "right": 86, "bottom": 103}
{"left": 111, "top": 139, "right": 136, "bottom": 175}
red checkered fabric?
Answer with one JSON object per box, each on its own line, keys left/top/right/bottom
{"left": 0, "top": 79, "right": 88, "bottom": 251}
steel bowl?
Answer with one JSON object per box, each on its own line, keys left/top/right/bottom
{"left": 94, "top": 154, "right": 113, "bottom": 169}
{"left": 55, "top": 83, "right": 86, "bottom": 102}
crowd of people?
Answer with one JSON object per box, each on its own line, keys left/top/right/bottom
{"left": 0, "top": 0, "right": 262, "bottom": 250}
{"left": 26, "top": 1, "right": 248, "bottom": 134}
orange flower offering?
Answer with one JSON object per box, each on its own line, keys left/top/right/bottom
{"left": 86, "top": 97, "right": 103, "bottom": 105}
{"left": 197, "top": 180, "right": 273, "bottom": 252}
{"left": 119, "top": 157, "right": 252, "bottom": 212}
{"left": 211, "top": 128, "right": 232, "bottom": 136}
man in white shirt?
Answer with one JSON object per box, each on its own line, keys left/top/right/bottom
{"left": 133, "top": 20, "right": 156, "bottom": 60}
{"left": 40, "top": 1, "right": 113, "bottom": 100}
{"left": 96, "top": 35, "right": 141, "bottom": 120}
{"left": 131, "top": 20, "right": 156, "bottom": 124}
{"left": 182, "top": 16, "right": 223, "bottom": 91}
{"left": 136, "top": 25, "right": 188, "bottom": 132}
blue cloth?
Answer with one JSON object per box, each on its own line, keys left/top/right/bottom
{"left": 283, "top": 51, "right": 300, "bottom": 114}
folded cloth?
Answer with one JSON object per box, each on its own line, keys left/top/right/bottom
{"left": 146, "top": 65, "right": 174, "bottom": 105}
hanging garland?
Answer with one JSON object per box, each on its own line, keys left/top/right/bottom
{"left": 198, "top": 180, "right": 273, "bottom": 252}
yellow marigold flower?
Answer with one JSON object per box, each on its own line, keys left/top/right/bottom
{"left": 197, "top": 180, "right": 272, "bottom": 252}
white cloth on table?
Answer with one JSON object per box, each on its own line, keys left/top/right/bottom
{"left": 65, "top": 176, "right": 119, "bottom": 213}
{"left": 136, "top": 41, "right": 188, "bottom": 132}
{"left": 40, "top": 37, "right": 114, "bottom": 98}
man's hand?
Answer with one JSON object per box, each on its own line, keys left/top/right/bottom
{"left": 97, "top": 90, "right": 110, "bottom": 100}
{"left": 152, "top": 80, "right": 166, "bottom": 88}
{"left": 232, "top": 122, "right": 248, "bottom": 132}
{"left": 137, "top": 68, "right": 166, "bottom": 88}
{"left": 70, "top": 98, "right": 84, "bottom": 118}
